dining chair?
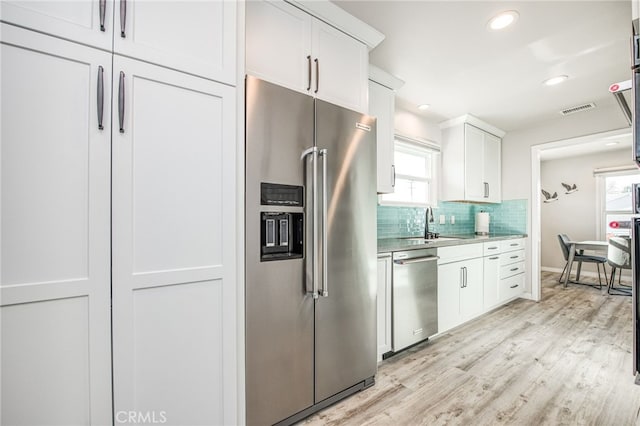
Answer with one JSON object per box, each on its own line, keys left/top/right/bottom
{"left": 607, "top": 236, "right": 632, "bottom": 296}
{"left": 557, "top": 234, "right": 608, "bottom": 289}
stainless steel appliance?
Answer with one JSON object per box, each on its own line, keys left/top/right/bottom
{"left": 245, "top": 76, "right": 378, "bottom": 425}
{"left": 634, "top": 18, "right": 640, "bottom": 165}
{"left": 391, "top": 249, "right": 438, "bottom": 354}
{"left": 633, "top": 217, "right": 640, "bottom": 382}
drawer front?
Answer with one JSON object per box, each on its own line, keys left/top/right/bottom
{"left": 501, "top": 238, "right": 525, "bottom": 252}
{"left": 483, "top": 241, "right": 502, "bottom": 256}
{"left": 438, "top": 243, "right": 483, "bottom": 264}
{"left": 500, "top": 261, "right": 525, "bottom": 279}
{"left": 499, "top": 273, "right": 524, "bottom": 301}
{"left": 500, "top": 249, "right": 525, "bottom": 266}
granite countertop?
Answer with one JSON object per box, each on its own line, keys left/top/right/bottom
{"left": 377, "top": 233, "right": 528, "bottom": 254}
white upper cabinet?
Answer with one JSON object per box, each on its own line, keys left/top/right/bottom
{"left": 1, "top": 0, "right": 236, "bottom": 84}
{"left": 113, "top": 0, "right": 236, "bottom": 84}
{"left": 368, "top": 66, "right": 404, "bottom": 194}
{"left": 246, "top": 0, "right": 370, "bottom": 112}
{"left": 440, "top": 115, "right": 504, "bottom": 203}
{"left": 311, "top": 19, "right": 367, "bottom": 112}
{"left": 246, "top": 0, "right": 312, "bottom": 92}
{"left": 0, "top": 0, "right": 114, "bottom": 51}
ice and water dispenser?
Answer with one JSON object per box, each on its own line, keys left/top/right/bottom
{"left": 259, "top": 183, "right": 304, "bottom": 261}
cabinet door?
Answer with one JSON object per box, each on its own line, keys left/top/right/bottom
{"left": 113, "top": 0, "right": 236, "bottom": 84}
{"left": 483, "top": 132, "right": 501, "bottom": 202}
{"left": 312, "top": 18, "right": 368, "bottom": 112}
{"left": 377, "top": 256, "right": 392, "bottom": 361}
{"left": 483, "top": 255, "right": 500, "bottom": 311}
{"left": 369, "top": 80, "right": 395, "bottom": 193}
{"left": 460, "top": 258, "right": 484, "bottom": 321}
{"left": 246, "top": 0, "right": 312, "bottom": 94}
{"left": 112, "top": 55, "right": 236, "bottom": 425}
{"left": 0, "top": 0, "right": 113, "bottom": 50}
{"left": 437, "top": 262, "right": 463, "bottom": 333}
{"left": 1, "top": 24, "right": 112, "bottom": 425}
{"left": 464, "top": 124, "right": 486, "bottom": 201}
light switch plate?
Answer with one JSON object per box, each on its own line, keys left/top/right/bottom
{"left": 450, "top": 215, "right": 455, "bottom": 224}
{"left": 439, "top": 215, "right": 445, "bottom": 225}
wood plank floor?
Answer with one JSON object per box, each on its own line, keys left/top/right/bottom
{"left": 301, "top": 272, "right": 640, "bottom": 425}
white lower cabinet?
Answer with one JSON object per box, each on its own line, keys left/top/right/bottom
{"left": 437, "top": 239, "right": 527, "bottom": 334}
{"left": 377, "top": 254, "right": 392, "bottom": 361}
{"left": 1, "top": 21, "right": 237, "bottom": 426}
{"left": 438, "top": 252, "right": 483, "bottom": 333}
{"left": 1, "top": 25, "right": 112, "bottom": 425}
{"left": 111, "top": 55, "right": 235, "bottom": 425}
{"left": 483, "top": 254, "right": 501, "bottom": 311}
{"left": 484, "top": 239, "right": 526, "bottom": 310}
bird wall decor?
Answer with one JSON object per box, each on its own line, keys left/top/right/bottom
{"left": 561, "top": 183, "right": 578, "bottom": 194}
{"left": 542, "top": 189, "right": 558, "bottom": 203}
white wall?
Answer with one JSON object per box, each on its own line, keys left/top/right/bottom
{"left": 540, "top": 148, "right": 630, "bottom": 273}
{"left": 394, "top": 106, "right": 441, "bottom": 143}
{"left": 502, "top": 103, "right": 629, "bottom": 295}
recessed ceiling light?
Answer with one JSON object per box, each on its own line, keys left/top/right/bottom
{"left": 543, "top": 75, "right": 569, "bottom": 86}
{"left": 488, "top": 10, "right": 519, "bottom": 31}
{"left": 418, "top": 104, "right": 430, "bottom": 111}
{"left": 605, "top": 141, "right": 620, "bottom": 146}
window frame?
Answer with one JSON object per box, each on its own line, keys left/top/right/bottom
{"left": 595, "top": 167, "right": 640, "bottom": 240}
{"left": 379, "top": 134, "right": 440, "bottom": 208}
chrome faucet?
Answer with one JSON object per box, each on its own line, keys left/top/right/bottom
{"left": 424, "top": 207, "right": 438, "bottom": 239}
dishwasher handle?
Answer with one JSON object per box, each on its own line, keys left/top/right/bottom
{"left": 393, "top": 255, "right": 439, "bottom": 265}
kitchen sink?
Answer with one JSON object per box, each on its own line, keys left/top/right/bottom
{"left": 401, "top": 236, "right": 462, "bottom": 242}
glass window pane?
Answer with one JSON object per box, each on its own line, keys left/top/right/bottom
{"left": 605, "top": 174, "right": 640, "bottom": 211}
{"left": 395, "top": 150, "right": 427, "bottom": 178}
{"left": 382, "top": 178, "right": 429, "bottom": 204}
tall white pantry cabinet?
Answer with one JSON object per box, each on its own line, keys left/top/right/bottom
{"left": 0, "top": 2, "right": 238, "bottom": 425}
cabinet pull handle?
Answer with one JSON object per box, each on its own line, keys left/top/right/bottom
{"left": 489, "top": 256, "right": 499, "bottom": 260}
{"left": 391, "top": 165, "right": 396, "bottom": 187}
{"left": 97, "top": 66, "right": 104, "bottom": 130}
{"left": 118, "top": 71, "right": 125, "bottom": 133}
{"left": 99, "top": 0, "right": 106, "bottom": 31}
{"left": 484, "top": 182, "right": 489, "bottom": 198}
{"left": 510, "top": 255, "right": 518, "bottom": 259}
{"left": 120, "top": 0, "right": 127, "bottom": 38}
{"left": 510, "top": 284, "right": 519, "bottom": 289}
{"left": 464, "top": 266, "right": 468, "bottom": 288}
{"left": 510, "top": 267, "right": 519, "bottom": 272}
{"left": 314, "top": 58, "right": 319, "bottom": 93}
{"left": 306, "top": 55, "right": 311, "bottom": 91}
{"left": 460, "top": 267, "right": 464, "bottom": 288}
{"left": 510, "top": 243, "right": 518, "bottom": 246}
{"left": 488, "top": 246, "right": 498, "bottom": 250}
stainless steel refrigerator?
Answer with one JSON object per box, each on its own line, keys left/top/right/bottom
{"left": 245, "top": 76, "right": 377, "bottom": 425}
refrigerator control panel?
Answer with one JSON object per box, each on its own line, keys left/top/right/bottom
{"left": 260, "top": 212, "right": 303, "bottom": 261}
{"left": 261, "top": 182, "right": 303, "bottom": 207}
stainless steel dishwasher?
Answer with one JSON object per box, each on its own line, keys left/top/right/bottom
{"left": 392, "top": 248, "right": 438, "bottom": 353}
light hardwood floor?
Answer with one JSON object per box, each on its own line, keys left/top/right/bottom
{"left": 302, "top": 272, "right": 640, "bottom": 425}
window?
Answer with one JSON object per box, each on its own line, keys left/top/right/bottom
{"left": 380, "top": 136, "right": 439, "bottom": 206}
{"left": 596, "top": 169, "right": 640, "bottom": 239}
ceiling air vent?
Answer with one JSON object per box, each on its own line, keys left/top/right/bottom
{"left": 559, "top": 102, "right": 596, "bottom": 116}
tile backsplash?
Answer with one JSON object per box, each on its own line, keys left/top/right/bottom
{"left": 377, "top": 199, "right": 528, "bottom": 239}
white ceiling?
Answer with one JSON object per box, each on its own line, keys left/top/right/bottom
{"left": 334, "top": 0, "right": 632, "bottom": 132}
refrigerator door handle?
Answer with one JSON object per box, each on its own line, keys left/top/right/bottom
{"left": 320, "top": 148, "right": 328, "bottom": 297}
{"left": 302, "top": 146, "right": 319, "bottom": 299}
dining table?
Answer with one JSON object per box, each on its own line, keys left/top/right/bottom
{"left": 563, "top": 240, "right": 609, "bottom": 287}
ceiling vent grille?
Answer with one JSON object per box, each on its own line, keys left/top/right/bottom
{"left": 559, "top": 102, "right": 596, "bottom": 116}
